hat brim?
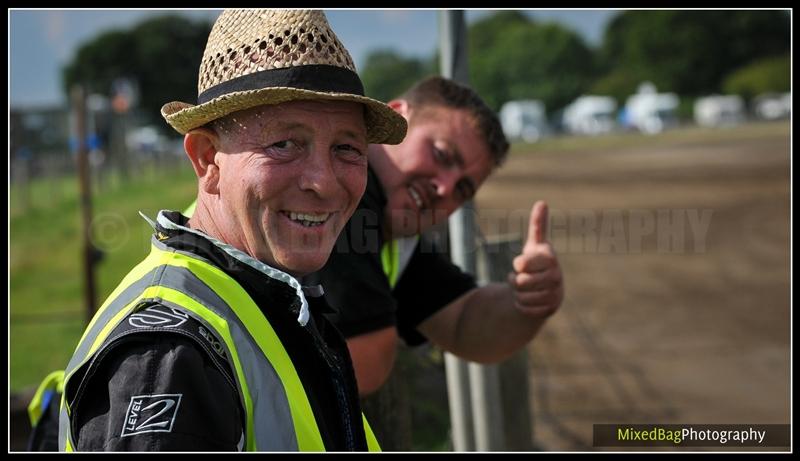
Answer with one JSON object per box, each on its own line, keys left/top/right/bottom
{"left": 161, "top": 87, "right": 407, "bottom": 145}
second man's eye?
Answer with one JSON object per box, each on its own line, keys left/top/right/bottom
{"left": 456, "top": 180, "right": 476, "bottom": 202}
{"left": 433, "top": 146, "right": 454, "bottom": 166}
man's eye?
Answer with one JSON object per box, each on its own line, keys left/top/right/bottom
{"left": 263, "top": 139, "right": 303, "bottom": 159}
{"left": 336, "top": 144, "right": 361, "bottom": 153}
{"left": 335, "top": 144, "right": 365, "bottom": 161}
{"left": 456, "top": 181, "right": 475, "bottom": 201}
{"left": 434, "top": 147, "right": 453, "bottom": 166}
{"left": 271, "top": 140, "right": 297, "bottom": 150}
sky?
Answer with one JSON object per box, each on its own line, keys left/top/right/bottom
{"left": 8, "top": 9, "right": 620, "bottom": 108}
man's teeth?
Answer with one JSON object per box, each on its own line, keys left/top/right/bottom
{"left": 409, "top": 187, "right": 423, "bottom": 208}
{"left": 288, "top": 212, "right": 330, "bottom": 227}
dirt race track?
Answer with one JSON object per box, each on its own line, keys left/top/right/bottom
{"left": 473, "top": 122, "right": 790, "bottom": 451}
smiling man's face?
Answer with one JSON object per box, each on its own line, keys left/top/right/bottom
{"left": 372, "top": 105, "right": 493, "bottom": 238}
{"left": 211, "top": 100, "right": 368, "bottom": 275}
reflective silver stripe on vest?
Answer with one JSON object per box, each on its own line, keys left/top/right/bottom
{"left": 59, "top": 266, "right": 163, "bottom": 451}
{"left": 148, "top": 238, "right": 300, "bottom": 450}
{"left": 60, "top": 249, "right": 302, "bottom": 450}
{"left": 156, "top": 265, "right": 297, "bottom": 450}
{"left": 64, "top": 266, "right": 164, "bottom": 376}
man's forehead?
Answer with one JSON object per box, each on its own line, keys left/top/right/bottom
{"left": 223, "top": 101, "right": 366, "bottom": 137}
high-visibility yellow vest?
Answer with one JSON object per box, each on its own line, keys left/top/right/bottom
{"left": 28, "top": 370, "right": 64, "bottom": 428}
{"left": 58, "top": 237, "right": 379, "bottom": 452}
{"left": 380, "top": 236, "right": 419, "bottom": 289}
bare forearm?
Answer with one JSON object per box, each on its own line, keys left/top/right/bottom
{"left": 346, "top": 327, "right": 398, "bottom": 396}
{"left": 418, "top": 282, "right": 551, "bottom": 363}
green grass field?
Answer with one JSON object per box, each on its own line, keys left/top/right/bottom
{"left": 10, "top": 163, "right": 198, "bottom": 391}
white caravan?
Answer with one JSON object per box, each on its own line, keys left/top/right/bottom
{"left": 562, "top": 95, "right": 617, "bottom": 135}
{"left": 694, "top": 95, "right": 745, "bottom": 127}
{"left": 623, "top": 82, "right": 680, "bottom": 134}
{"left": 499, "top": 100, "right": 550, "bottom": 143}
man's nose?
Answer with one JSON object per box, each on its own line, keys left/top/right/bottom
{"left": 431, "top": 168, "right": 460, "bottom": 199}
{"left": 299, "top": 147, "right": 338, "bottom": 196}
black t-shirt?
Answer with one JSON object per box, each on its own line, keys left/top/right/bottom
{"left": 311, "top": 167, "right": 477, "bottom": 346}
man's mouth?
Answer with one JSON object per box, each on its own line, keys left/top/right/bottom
{"left": 283, "top": 211, "right": 331, "bottom": 227}
{"left": 408, "top": 186, "right": 424, "bottom": 209}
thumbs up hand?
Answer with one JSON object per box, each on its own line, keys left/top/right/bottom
{"left": 508, "top": 201, "right": 564, "bottom": 318}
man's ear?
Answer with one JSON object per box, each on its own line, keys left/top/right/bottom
{"left": 184, "top": 128, "right": 221, "bottom": 195}
{"left": 387, "top": 99, "right": 409, "bottom": 119}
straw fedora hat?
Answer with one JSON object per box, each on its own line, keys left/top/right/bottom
{"left": 161, "top": 9, "right": 407, "bottom": 144}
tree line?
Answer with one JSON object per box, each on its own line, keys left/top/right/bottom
{"left": 63, "top": 10, "right": 789, "bottom": 129}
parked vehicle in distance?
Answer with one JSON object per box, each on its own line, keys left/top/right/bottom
{"left": 499, "top": 100, "right": 550, "bottom": 143}
{"left": 753, "top": 92, "right": 791, "bottom": 121}
{"left": 622, "top": 82, "right": 680, "bottom": 134}
{"left": 562, "top": 95, "right": 617, "bottom": 136}
{"left": 694, "top": 95, "right": 745, "bottom": 127}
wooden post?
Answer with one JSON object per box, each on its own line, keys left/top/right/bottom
{"left": 14, "top": 151, "right": 31, "bottom": 212}
{"left": 72, "top": 86, "right": 97, "bottom": 325}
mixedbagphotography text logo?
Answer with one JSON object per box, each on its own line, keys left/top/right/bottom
{"left": 593, "top": 424, "right": 790, "bottom": 448}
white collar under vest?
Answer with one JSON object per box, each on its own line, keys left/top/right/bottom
{"left": 140, "top": 210, "right": 311, "bottom": 327}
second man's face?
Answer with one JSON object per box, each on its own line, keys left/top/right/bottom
{"left": 214, "top": 100, "right": 368, "bottom": 276}
{"left": 377, "top": 106, "right": 494, "bottom": 238}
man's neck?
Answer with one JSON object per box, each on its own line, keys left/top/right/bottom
{"left": 187, "top": 198, "right": 243, "bottom": 256}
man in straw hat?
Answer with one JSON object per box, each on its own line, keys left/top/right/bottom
{"left": 308, "top": 76, "right": 564, "bottom": 396}
{"left": 56, "top": 9, "right": 405, "bottom": 451}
